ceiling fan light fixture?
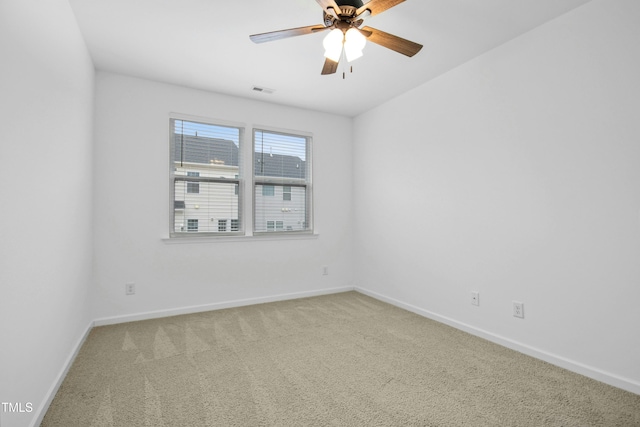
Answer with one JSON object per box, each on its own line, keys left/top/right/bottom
{"left": 249, "top": 0, "right": 423, "bottom": 76}
{"left": 344, "top": 28, "right": 366, "bottom": 62}
{"left": 324, "top": 47, "right": 342, "bottom": 63}
{"left": 344, "top": 46, "right": 363, "bottom": 62}
{"left": 323, "top": 28, "right": 344, "bottom": 62}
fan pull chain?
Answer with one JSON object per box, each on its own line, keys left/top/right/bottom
{"left": 342, "top": 65, "right": 354, "bottom": 80}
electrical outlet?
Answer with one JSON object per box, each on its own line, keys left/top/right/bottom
{"left": 322, "top": 266, "right": 329, "bottom": 276}
{"left": 471, "top": 291, "right": 479, "bottom": 306}
{"left": 513, "top": 301, "right": 524, "bottom": 318}
{"left": 126, "top": 283, "right": 136, "bottom": 295}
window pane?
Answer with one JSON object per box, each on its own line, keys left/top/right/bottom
{"left": 174, "top": 181, "right": 240, "bottom": 233}
{"left": 253, "top": 129, "right": 311, "bottom": 234}
{"left": 174, "top": 120, "right": 240, "bottom": 168}
{"left": 187, "top": 219, "right": 198, "bottom": 232}
{"left": 262, "top": 185, "right": 274, "bottom": 196}
{"left": 171, "top": 118, "right": 242, "bottom": 235}
{"left": 254, "top": 184, "right": 307, "bottom": 233}
{"left": 254, "top": 131, "right": 306, "bottom": 180}
{"left": 186, "top": 182, "right": 200, "bottom": 193}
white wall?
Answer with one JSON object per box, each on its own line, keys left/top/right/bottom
{"left": 92, "top": 72, "right": 353, "bottom": 321}
{"left": 0, "top": 0, "right": 95, "bottom": 426}
{"left": 353, "top": 0, "right": 640, "bottom": 393}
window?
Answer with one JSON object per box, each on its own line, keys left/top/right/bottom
{"left": 262, "top": 185, "right": 274, "bottom": 197}
{"left": 266, "top": 220, "right": 283, "bottom": 232}
{"left": 170, "top": 118, "right": 242, "bottom": 236}
{"left": 169, "top": 117, "right": 313, "bottom": 238}
{"left": 187, "top": 219, "right": 198, "bottom": 232}
{"left": 187, "top": 172, "right": 200, "bottom": 193}
{"left": 254, "top": 129, "right": 312, "bottom": 234}
{"left": 186, "top": 182, "right": 200, "bottom": 194}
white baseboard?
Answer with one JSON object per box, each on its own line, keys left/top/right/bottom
{"left": 31, "top": 320, "right": 94, "bottom": 427}
{"left": 93, "top": 286, "right": 355, "bottom": 327}
{"left": 354, "top": 287, "right": 640, "bottom": 396}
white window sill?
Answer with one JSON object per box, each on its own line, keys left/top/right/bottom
{"left": 161, "top": 233, "right": 319, "bottom": 244}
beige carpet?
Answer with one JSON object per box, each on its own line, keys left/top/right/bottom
{"left": 42, "top": 291, "right": 640, "bottom": 426}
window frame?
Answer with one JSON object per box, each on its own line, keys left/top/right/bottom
{"left": 169, "top": 116, "right": 244, "bottom": 238}
{"left": 252, "top": 127, "right": 313, "bottom": 236}
{"left": 168, "top": 116, "right": 314, "bottom": 240}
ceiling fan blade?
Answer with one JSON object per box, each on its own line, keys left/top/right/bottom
{"left": 250, "top": 25, "right": 328, "bottom": 44}
{"left": 357, "top": 27, "right": 373, "bottom": 37}
{"left": 356, "top": 0, "right": 405, "bottom": 17}
{"left": 321, "top": 58, "right": 339, "bottom": 75}
{"left": 361, "top": 26, "right": 422, "bottom": 57}
{"left": 315, "top": 0, "right": 342, "bottom": 18}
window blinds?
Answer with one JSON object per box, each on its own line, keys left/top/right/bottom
{"left": 254, "top": 129, "right": 311, "bottom": 233}
{"left": 171, "top": 119, "right": 242, "bottom": 235}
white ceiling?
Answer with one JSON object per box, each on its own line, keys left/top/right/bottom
{"left": 68, "top": 0, "right": 592, "bottom": 117}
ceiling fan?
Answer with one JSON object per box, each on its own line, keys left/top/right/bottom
{"left": 249, "top": 0, "right": 423, "bottom": 75}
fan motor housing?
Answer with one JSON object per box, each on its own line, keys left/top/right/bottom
{"left": 336, "top": 0, "right": 364, "bottom": 7}
{"left": 324, "top": 0, "right": 362, "bottom": 25}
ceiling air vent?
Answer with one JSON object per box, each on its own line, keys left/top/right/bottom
{"left": 252, "top": 86, "right": 274, "bottom": 94}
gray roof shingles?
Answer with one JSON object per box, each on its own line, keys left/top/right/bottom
{"left": 175, "top": 134, "right": 306, "bottom": 180}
